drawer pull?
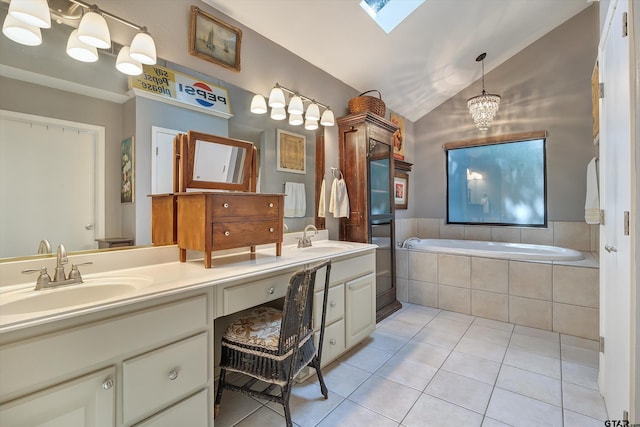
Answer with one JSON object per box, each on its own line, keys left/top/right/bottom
{"left": 269, "top": 227, "right": 275, "bottom": 233}
{"left": 329, "top": 339, "right": 336, "bottom": 346}
{"left": 224, "top": 231, "right": 230, "bottom": 236}
{"left": 268, "top": 287, "right": 275, "bottom": 295}
{"left": 330, "top": 301, "right": 336, "bottom": 308}
{"left": 168, "top": 369, "right": 179, "bottom": 381}
{"left": 223, "top": 202, "right": 229, "bottom": 208}
{"left": 102, "top": 378, "right": 114, "bottom": 390}
{"left": 268, "top": 202, "right": 274, "bottom": 208}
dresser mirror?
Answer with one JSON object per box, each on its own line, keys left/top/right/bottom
{"left": 185, "top": 132, "right": 255, "bottom": 191}
{"left": 0, "top": 2, "right": 317, "bottom": 260}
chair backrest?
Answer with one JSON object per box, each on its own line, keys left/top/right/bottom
{"left": 278, "top": 259, "right": 332, "bottom": 357}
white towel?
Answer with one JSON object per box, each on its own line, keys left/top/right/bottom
{"left": 329, "top": 178, "right": 350, "bottom": 218}
{"left": 284, "top": 182, "right": 306, "bottom": 218}
{"left": 585, "top": 157, "right": 600, "bottom": 224}
{"left": 318, "top": 178, "right": 326, "bottom": 218}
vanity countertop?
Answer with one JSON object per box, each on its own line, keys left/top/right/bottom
{"left": 0, "top": 240, "right": 375, "bottom": 334}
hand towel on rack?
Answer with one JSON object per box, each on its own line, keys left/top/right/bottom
{"left": 318, "top": 178, "right": 326, "bottom": 218}
{"left": 329, "top": 177, "right": 350, "bottom": 218}
{"left": 284, "top": 182, "right": 306, "bottom": 218}
{"left": 585, "top": 157, "right": 600, "bottom": 224}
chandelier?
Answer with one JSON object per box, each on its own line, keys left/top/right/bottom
{"left": 467, "top": 52, "right": 501, "bottom": 131}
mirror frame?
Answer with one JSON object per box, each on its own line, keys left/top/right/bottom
{"left": 181, "top": 131, "right": 257, "bottom": 192}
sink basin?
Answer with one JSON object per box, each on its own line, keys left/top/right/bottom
{"left": 290, "top": 242, "right": 357, "bottom": 254}
{"left": 0, "top": 276, "right": 152, "bottom": 316}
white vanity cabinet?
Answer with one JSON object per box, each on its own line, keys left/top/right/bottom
{"left": 312, "top": 251, "right": 376, "bottom": 366}
{"left": 0, "top": 293, "right": 212, "bottom": 427}
{"left": 0, "top": 366, "right": 116, "bottom": 427}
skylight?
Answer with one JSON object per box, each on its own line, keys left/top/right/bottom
{"left": 359, "top": 0, "right": 425, "bottom": 33}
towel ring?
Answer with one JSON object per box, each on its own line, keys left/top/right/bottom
{"left": 330, "top": 167, "right": 343, "bottom": 180}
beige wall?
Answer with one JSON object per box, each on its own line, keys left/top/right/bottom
{"left": 412, "top": 5, "right": 599, "bottom": 222}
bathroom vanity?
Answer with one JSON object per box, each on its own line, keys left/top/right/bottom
{"left": 0, "top": 240, "right": 375, "bottom": 426}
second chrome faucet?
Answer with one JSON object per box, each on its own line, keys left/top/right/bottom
{"left": 297, "top": 225, "right": 318, "bottom": 248}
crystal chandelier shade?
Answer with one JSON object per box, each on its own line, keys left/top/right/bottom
{"left": 467, "top": 53, "right": 501, "bottom": 131}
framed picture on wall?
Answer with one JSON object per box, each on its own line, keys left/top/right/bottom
{"left": 120, "top": 136, "right": 134, "bottom": 203}
{"left": 390, "top": 113, "right": 405, "bottom": 160}
{"left": 394, "top": 170, "right": 408, "bottom": 209}
{"left": 277, "top": 129, "right": 306, "bottom": 174}
{"left": 189, "top": 6, "right": 242, "bottom": 72}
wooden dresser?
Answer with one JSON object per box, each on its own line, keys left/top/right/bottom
{"left": 151, "top": 131, "right": 285, "bottom": 268}
{"left": 177, "top": 192, "right": 284, "bottom": 268}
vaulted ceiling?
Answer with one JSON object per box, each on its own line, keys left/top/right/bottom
{"left": 204, "top": 0, "right": 592, "bottom": 122}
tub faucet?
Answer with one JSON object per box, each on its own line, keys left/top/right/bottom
{"left": 298, "top": 225, "right": 318, "bottom": 248}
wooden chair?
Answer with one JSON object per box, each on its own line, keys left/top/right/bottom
{"left": 214, "top": 260, "right": 332, "bottom": 426}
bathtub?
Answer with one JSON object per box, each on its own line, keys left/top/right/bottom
{"left": 401, "top": 238, "right": 584, "bottom": 261}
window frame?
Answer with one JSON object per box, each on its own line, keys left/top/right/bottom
{"left": 444, "top": 130, "right": 548, "bottom": 228}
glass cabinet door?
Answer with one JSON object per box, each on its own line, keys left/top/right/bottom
{"left": 369, "top": 141, "right": 392, "bottom": 216}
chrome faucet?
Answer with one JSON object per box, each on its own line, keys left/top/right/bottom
{"left": 22, "top": 244, "right": 93, "bottom": 290}
{"left": 298, "top": 224, "right": 318, "bottom": 248}
{"left": 53, "top": 244, "right": 68, "bottom": 282}
{"left": 37, "top": 239, "right": 51, "bottom": 254}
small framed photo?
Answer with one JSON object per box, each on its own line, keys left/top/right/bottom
{"left": 391, "top": 113, "right": 405, "bottom": 160}
{"left": 120, "top": 136, "right": 134, "bottom": 203}
{"left": 394, "top": 170, "right": 408, "bottom": 209}
{"left": 190, "top": 6, "right": 242, "bottom": 72}
{"left": 277, "top": 129, "right": 306, "bottom": 174}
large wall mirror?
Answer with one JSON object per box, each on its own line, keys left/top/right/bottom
{"left": 0, "top": 2, "right": 317, "bottom": 260}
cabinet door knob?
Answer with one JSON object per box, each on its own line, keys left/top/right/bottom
{"left": 102, "top": 378, "right": 114, "bottom": 390}
{"left": 268, "top": 202, "right": 274, "bottom": 208}
{"left": 329, "top": 339, "right": 336, "bottom": 345}
{"left": 269, "top": 227, "right": 275, "bottom": 232}
{"left": 224, "top": 231, "right": 230, "bottom": 236}
{"left": 223, "top": 202, "right": 229, "bottom": 208}
{"left": 168, "top": 369, "right": 179, "bottom": 381}
{"left": 268, "top": 287, "right": 275, "bottom": 295}
{"left": 330, "top": 301, "right": 336, "bottom": 308}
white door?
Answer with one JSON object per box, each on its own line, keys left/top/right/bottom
{"left": 0, "top": 112, "right": 105, "bottom": 258}
{"left": 599, "top": 0, "right": 632, "bottom": 419}
{"left": 151, "top": 127, "right": 181, "bottom": 194}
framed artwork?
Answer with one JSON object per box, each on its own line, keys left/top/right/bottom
{"left": 277, "top": 129, "right": 306, "bottom": 174}
{"left": 120, "top": 136, "right": 134, "bottom": 203}
{"left": 190, "top": 6, "right": 242, "bottom": 72}
{"left": 394, "top": 170, "right": 408, "bottom": 209}
{"left": 390, "top": 113, "right": 405, "bottom": 160}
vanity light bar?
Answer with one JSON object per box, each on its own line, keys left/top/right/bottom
{"left": 67, "top": 0, "right": 144, "bottom": 31}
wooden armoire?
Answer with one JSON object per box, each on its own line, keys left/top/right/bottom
{"left": 338, "top": 112, "right": 402, "bottom": 321}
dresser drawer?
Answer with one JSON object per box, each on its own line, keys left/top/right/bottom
{"left": 210, "top": 194, "right": 280, "bottom": 218}
{"left": 221, "top": 272, "right": 290, "bottom": 316}
{"left": 331, "top": 253, "right": 375, "bottom": 284}
{"left": 134, "top": 389, "right": 209, "bottom": 427}
{"left": 212, "top": 221, "right": 280, "bottom": 249}
{"left": 122, "top": 333, "right": 208, "bottom": 425}
{"left": 314, "top": 319, "right": 345, "bottom": 366}
{"left": 313, "top": 283, "right": 344, "bottom": 329}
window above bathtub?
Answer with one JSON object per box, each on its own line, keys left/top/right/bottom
{"left": 444, "top": 131, "right": 547, "bottom": 227}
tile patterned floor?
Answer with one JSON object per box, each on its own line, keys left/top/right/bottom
{"left": 214, "top": 303, "right": 608, "bottom": 426}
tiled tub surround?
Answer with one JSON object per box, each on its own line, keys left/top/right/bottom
{"left": 396, "top": 249, "right": 599, "bottom": 340}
